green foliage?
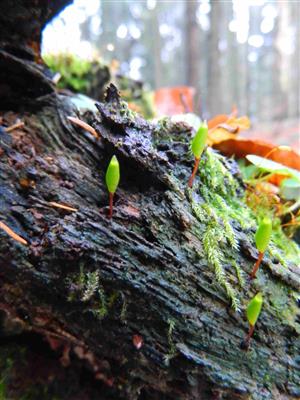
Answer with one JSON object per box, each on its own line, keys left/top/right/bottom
{"left": 91, "top": 285, "right": 107, "bottom": 319}
{"left": 246, "top": 155, "right": 300, "bottom": 182}
{"left": 268, "top": 223, "right": 300, "bottom": 267}
{"left": 239, "top": 157, "right": 300, "bottom": 264}
{"left": 246, "top": 293, "right": 263, "bottom": 326}
{"left": 67, "top": 267, "right": 107, "bottom": 319}
{"left": 231, "top": 259, "right": 245, "bottom": 287}
{"left": 188, "top": 148, "right": 257, "bottom": 310}
{"left": 82, "top": 270, "right": 100, "bottom": 302}
{"left": 202, "top": 224, "right": 240, "bottom": 311}
{"left": 105, "top": 155, "right": 120, "bottom": 194}
{"left": 280, "top": 178, "right": 300, "bottom": 200}
{"left": 164, "top": 319, "right": 177, "bottom": 365}
{"left": 255, "top": 218, "right": 272, "bottom": 253}
{"left": 191, "top": 122, "right": 208, "bottom": 159}
{"left": 44, "top": 53, "right": 100, "bottom": 93}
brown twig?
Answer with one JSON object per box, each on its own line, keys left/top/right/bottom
{"left": 67, "top": 116, "right": 99, "bottom": 139}
{"left": 5, "top": 121, "right": 25, "bottom": 133}
{"left": 0, "top": 221, "right": 28, "bottom": 245}
{"left": 48, "top": 202, "right": 78, "bottom": 212}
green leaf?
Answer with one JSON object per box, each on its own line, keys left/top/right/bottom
{"left": 255, "top": 217, "right": 272, "bottom": 253}
{"left": 280, "top": 178, "right": 300, "bottom": 200}
{"left": 105, "top": 155, "right": 120, "bottom": 194}
{"left": 191, "top": 122, "right": 208, "bottom": 159}
{"left": 247, "top": 293, "right": 263, "bottom": 326}
{"left": 246, "top": 155, "right": 300, "bottom": 182}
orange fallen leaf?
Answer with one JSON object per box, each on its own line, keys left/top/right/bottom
{"left": 0, "top": 221, "right": 28, "bottom": 245}
{"left": 67, "top": 116, "right": 99, "bottom": 139}
{"left": 208, "top": 112, "right": 300, "bottom": 183}
{"left": 207, "top": 116, "right": 251, "bottom": 146}
{"left": 154, "top": 86, "right": 195, "bottom": 115}
{"left": 207, "top": 114, "right": 229, "bottom": 130}
{"left": 213, "top": 138, "right": 300, "bottom": 171}
{"left": 48, "top": 202, "right": 78, "bottom": 212}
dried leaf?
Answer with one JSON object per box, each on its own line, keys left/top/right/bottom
{"left": 207, "top": 116, "right": 251, "bottom": 146}
{"left": 214, "top": 139, "right": 300, "bottom": 171}
{"left": 207, "top": 114, "right": 229, "bottom": 130}
{"left": 154, "top": 86, "right": 195, "bottom": 115}
{"left": 0, "top": 221, "right": 28, "bottom": 245}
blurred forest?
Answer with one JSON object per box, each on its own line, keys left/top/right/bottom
{"left": 43, "top": 0, "right": 300, "bottom": 130}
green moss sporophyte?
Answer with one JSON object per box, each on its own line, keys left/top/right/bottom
{"left": 105, "top": 155, "right": 120, "bottom": 218}
{"left": 242, "top": 293, "right": 263, "bottom": 350}
{"left": 188, "top": 121, "right": 208, "bottom": 188}
{"left": 250, "top": 217, "right": 272, "bottom": 279}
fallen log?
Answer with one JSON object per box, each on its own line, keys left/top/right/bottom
{"left": 0, "top": 1, "right": 299, "bottom": 399}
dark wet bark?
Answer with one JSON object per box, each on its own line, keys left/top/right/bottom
{"left": 0, "top": 0, "right": 72, "bottom": 108}
{"left": 0, "top": 83, "right": 299, "bottom": 399}
{"left": 0, "top": 2, "right": 299, "bottom": 400}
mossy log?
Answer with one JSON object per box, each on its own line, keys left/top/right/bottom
{"left": 0, "top": 83, "right": 299, "bottom": 399}
{"left": 0, "top": 2, "right": 299, "bottom": 400}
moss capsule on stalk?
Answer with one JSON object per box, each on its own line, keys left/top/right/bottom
{"left": 242, "top": 293, "right": 263, "bottom": 350}
{"left": 105, "top": 155, "right": 120, "bottom": 219}
{"left": 188, "top": 122, "right": 208, "bottom": 188}
{"left": 250, "top": 217, "right": 272, "bottom": 279}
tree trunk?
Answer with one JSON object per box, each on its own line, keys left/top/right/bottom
{"left": 185, "top": 1, "right": 199, "bottom": 90}
{"left": 0, "top": 0, "right": 72, "bottom": 109}
{"left": 0, "top": 2, "right": 299, "bottom": 400}
{"left": 207, "top": 1, "right": 222, "bottom": 116}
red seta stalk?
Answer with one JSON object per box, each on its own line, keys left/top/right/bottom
{"left": 250, "top": 251, "right": 264, "bottom": 279}
{"left": 188, "top": 157, "right": 200, "bottom": 188}
{"left": 243, "top": 324, "right": 255, "bottom": 350}
{"left": 109, "top": 192, "right": 114, "bottom": 219}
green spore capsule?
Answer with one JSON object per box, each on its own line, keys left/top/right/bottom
{"left": 188, "top": 121, "right": 208, "bottom": 188}
{"left": 250, "top": 218, "right": 272, "bottom": 279}
{"left": 191, "top": 122, "right": 208, "bottom": 159}
{"left": 105, "top": 155, "right": 120, "bottom": 218}
{"left": 106, "top": 155, "right": 120, "bottom": 194}
{"left": 241, "top": 293, "right": 263, "bottom": 350}
{"left": 246, "top": 292, "right": 263, "bottom": 327}
{"left": 255, "top": 218, "right": 272, "bottom": 253}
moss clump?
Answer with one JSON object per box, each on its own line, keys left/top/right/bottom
{"left": 164, "top": 318, "right": 177, "bottom": 366}
{"left": 187, "top": 147, "right": 299, "bottom": 310}
{"left": 188, "top": 148, "right": 256, "bottom": 310}
{"left": 44, "top": 53, "right": 110, "bottom": 95}
{"left": 66, "top": 266, "right": 107, "bottom": 319}
{"left": 268, "top": 221, "right": 300, "bottom": 266}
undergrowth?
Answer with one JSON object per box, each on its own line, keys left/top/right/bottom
{"left": 187, "top": 148, "right": 255, "bottom": 311}
{"left": 187, "top": 148, "right": 300, "bottom": 310}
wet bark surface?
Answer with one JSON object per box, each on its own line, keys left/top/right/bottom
{"left": 0, "top": 84, "right": 299, "bottom": 400}
{"left": 0, "top": 1, "right": 299, "bottom": 399}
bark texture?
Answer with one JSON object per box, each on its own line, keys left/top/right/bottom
{"left": 0, "top": 2, "right": 299, "bottom": 400}
{"left": 0, "top": 84, "right": 299, "bottom": 399}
